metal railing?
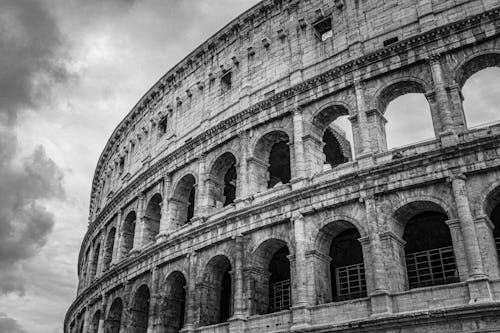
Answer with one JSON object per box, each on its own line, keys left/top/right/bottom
{"left": 405, "top": 246, "right": 459, "bottom": 289}
{"left": 269, "top": 279, "right": 291, "bottom": 313}
{"left": 335, "top": 262, "right": 367, "bottom": 301}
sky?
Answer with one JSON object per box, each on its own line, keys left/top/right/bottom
{"left": 0, "top": 1, "right": 498, "bottom": 333}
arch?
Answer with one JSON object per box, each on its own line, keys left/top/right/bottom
{"left": 171, "top": 174, "right": 196, "bottom": 226}
{"left": 144, "top": 193, "right": 162, "bottom": 243}
{"left": 89, "top": 310, "right": 100, "bottom": 333}
{"left": 483, "top": 184, "right": 500, "bottom": 255}
{"left": 311, "top": 104, "right": 350, "bottom": 132}
{"left": 394, "top": 200, "right": 459, "bottom": 289}
{"left": 250, "top": 238, "right": 291, "bottom": 315}
{"left": 199, "top": 255, "right": 232, "bottom": 326}
{"left": 314, "top": 220, "right": 366, "bottom": 304}
{"left": 130, "top": 284, "right": 150, "bottom": 333}
{"left": 103, "top": 227, "right": 116, "bottom": 271}
{"left": 207, "top": 152, "right": 238, "bottom": 209}
{"left": 455, "top": 51, "right": 500, "bottom": 89}
{"left": 105, "top": 297, "right": 123, "bottom": 333}
{"left": 121, "top": 211, "right": 136, "bottom": 256}
{"left": 158, "top": 271, "right": 187, "bottom": 333}
{"left": 89, "top": 242, "right": 101, "bottom": 281}
{"left": 375, "top": 78, "right": 430, "bottom": 114}
{"left": 252, "top": 130, "right": 291, "bottom": 190}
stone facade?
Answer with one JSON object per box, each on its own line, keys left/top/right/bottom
{"left": 66, "top": 0, "right": 500, "bottom": 332}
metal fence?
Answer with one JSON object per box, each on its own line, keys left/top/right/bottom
{"left": 269, "top": 279, "right": 291, "bottom": 313}
{"left": 405, "top": 246, "right": 459, "bottom": 289}
{"left": 335, "top": 262, "right": 367, "bottom": 301}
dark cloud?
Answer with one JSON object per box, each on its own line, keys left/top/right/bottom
{"left": 0, "top": 128, "right": 65, "bottom": 295}
{"left": 0, "top": 313, "right": 28, "bottom": 333}
{"left": 0, "top": 0, "right": 67, "bottom": 125}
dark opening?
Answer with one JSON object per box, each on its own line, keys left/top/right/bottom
{"left": 403, "top": 212, "right": 458, "bottom": 289}
{"left": 221, "top": 71, "right": 232, "bottom": 93}
{"left": 223, "top": 165, "right": 236, "bottom": 206}
{"left": 145, "top": 194, "right": 162, "bottom": 242}
{"left": 187, "top": 187, "right": 195, "bottom": 222}
{"left": 105, "top": 298, "right": 123, "bottom": 333}
{"left": 159, "top": 116, "right": 168, "bottom": 136}
{"left": 268, "top": 246, "right": 291, "bottom": 313}
{"left": 219, "top": 269, "right": 232, "bottom": 322}
{"left": 489, "top": 203, "right": 500, "bottom": 255}
{"left": 323, "top": 129, "right": 348, "bottom": 168}
{"left": 268, "top": 141, "right": 291, "bottom": 188}
{"left": 383, "top": 36, "right": 399, "bottom": 47}
{"left": 103, "top": 227, "right": 116, "bottom": 271}
{"left": 329, "top": 229, "right": 366, "bottom": 301}
{"left": 131, "top": 285, "right": 150, "bottom": 333}
{"left": 119, "top": 157, "right": 125, "bottom": 174}
{"left": 313, "top": 17, "right": 332, "bottom": 41}
{"left": 161, "top": 272, "right": 187, "bottom": 333}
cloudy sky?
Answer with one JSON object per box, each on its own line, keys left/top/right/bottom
{"left": 0, "top": 1, "right": 498, "bottom": 332}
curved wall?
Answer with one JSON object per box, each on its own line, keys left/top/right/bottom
{"left": 66, "top": 0, "right": 500, "bottom": 332}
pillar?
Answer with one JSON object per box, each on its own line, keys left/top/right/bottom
{"left": 98, "top": 296, "right": 106, "bottom": 333}
{"left": 450, "top": 174, "right": 486, "bottom": 278}
{"left": 182, "top": 253, "right": 198, "bottom": 333}
{"left": 291, "top": 212, "right": 310, "bottom": 329}
{"left": 292, "top": 108, "right": 307, "bottom": 179}
{"left": 112, "top": 210, "right": 123, "bottom": 263}
{"left": 82, "top": 308, "right": 90, "bottom": 333}
{"left": 475, "top": 216, "right": 500, "bottom": 279}
{"left": 132, "top": 193, "right": 146, "bottom": 252}
{"left": 96, "top": 235, "right": 105, "bottom": 278}
{"left": 157, "top": 175, "right": 173, "bottom": 241}
{"left": 148, "top": 267, "right": 159, "bottom": 333}
{"left": 237, "top": 132, "right": 250, "bottom": 199}
{"left": 353, "top": 80, "right": 371, "bottom": 156}
{"left": 428, "top": 53, "right": 459, "bottom": 144}
{"left": 232, "top": 236, "right": 245, "bottom": 317}
{"left": 445, "top": 219, "right": 468, "bottom": 281}
{"left": 196, "top": 156, "right": 208, "bottom": 217}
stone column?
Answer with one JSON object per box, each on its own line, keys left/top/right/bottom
{"left": 157, "top": 175, "right": 172, "bottom": 241}
{"left": 475, "top": 216, "right": 500, "bottom": 279}
{"left": 292, "top": 108, "right": 307, "bottom": 179}
{"left": 96, "top": 235, "right": 106, "bottom": 278}
{"left": 82, "top": 308, "right": 91, "bottom": 333}
{"left": 291, "top": 213, "right": 310, "bottom": 328}
{"left": 132, "top": 193, "right": 146, "bottom": 252}
{"left": 445, "top": 219, "right": 468, "bottom": 281}
{"left": 112, "top": 210, "right": 123, "bottom": 263}
{"left": 428, "top": 53, "right": 458, "bottom": 144}
{"left": 237, "top": 132, "right": 250, "bottom": 199}
{"left": 98, "top": 295, "right": 106, "bottom": 333}
{"left": 148, "top": 267, "right": 159, "bottom": 333}
{"left": 364, "top": 194, "right": 392, "bottom": 315}
{"left": 232, "top": 236, "right": 245, "bottom": 317}
{"left": 353, "top": 80, "right": 371, "bottom": 156}
{"left": 450, "top": 174, "right": 486, "bottom": 279}
{"left": 196, "top": 156, "right": 208, "bottom": 217}
{"left": 182, "top": 253, "right": 198, "bottom": 333}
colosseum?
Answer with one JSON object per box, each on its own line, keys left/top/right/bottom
{"left": 65, "top": 0, "right": 500, "bottom": 332}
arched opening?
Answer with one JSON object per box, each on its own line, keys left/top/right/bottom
{"left": 251, "top": 239, "right": 291, "bottom": 315}
{"left": 105, "top": 298, "right": 123, "bottom": 333}
{"left": 458, "top": 53, "right": 500, "bottom": 129}
{"left": 315, "top": 221, "right": 366, "bottom": 304}
{"left": 103, "top": 227, "right": 116, "bottom": 271}
{"left": 379, "top": 81, "right": 435, "bottom": 150}
{"left": 396, "top": 202, "right": 459, "bottom": 289}
{"left": 121, "top": 211, "right": 136, "bottom": 256}
{"left": 171, "top": 174, "right": 196, "bottom": 227}
{"left": 207, "top": 153, "right": 237, "bottom": 209}
{"left": 199, "top": 255, "right": 232, "bottom": 326}
{"left": 159, "top": 271, "right": 187, "bottom": 333}
{"left": 89, "top": 243, "right": 101, "bottom": 281}
{"left": 130, "top": 285, "right": 150, "bottom": 333}
{"left": 89, "top": 310, "right": 100, "bottom": 333}
{"left": 144, "top": 193, "right": 162, "bottom": 244}
{"left": 312, "top": 105, "right": 353, "bottom": 170}
{"left": 253, "top": 131, "right": 291, "bottom": 191}
{"left": 485, "top": 187, "right": 500, "bottom": 257}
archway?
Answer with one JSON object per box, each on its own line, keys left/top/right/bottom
{"left": 130, "top": 285, "right": 150, "bottom": 333}
{"left": 484, "top": 186, "right": 500, "bottom": 257}
{"left": 379, "top": 81, "right": 435, "bottom": 150}
{"left": 199, "top": 255, "right": 232, "bottom": 326}
{"left": 144, "top": 194, "right": 162, "bottom": 244}
{"left": 103, "top": 227, "right": 116, "bottom": 271}
{"left": 253, "top": 131, "right": 291, "bottom": 191}
{"left": 395, "top": 201, "right": 459, "bottom": 289}
{"left": 251, "top": 239, "right": 291, "bottom": 315}
{"left": 315, "top": 221, "right": 366, "bottom": 304}
{"left": 105, "top": 298, "right": 123, "bottom": 333}
{"left": 311, "top": 104, "right": 353, "bottom": 170}
{"left": 159, "top": 271, "right": 187, "bottom": 333}
{"left": 89, "top": 310, "right": 100, "bottom": 333}
{"left": 171, "top": 174, "right": 196, "bottom": 226}
{"left": 121, "top": 211, "right": 136, "bottom": 256}
{"left": 458, "top": 53, "right": 500, "bottom": 129}
{"left": 208, "top": 153, "right": 237, "bottom": 209}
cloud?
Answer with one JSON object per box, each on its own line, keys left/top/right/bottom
{"left": 0, "top": 127, "right": 65, "bottom": 295}
{"left": 0, "top": 0, "right": 68, "bottom": 125}
{"left": 0, "top": 313, "right": 28, "bottom": 333}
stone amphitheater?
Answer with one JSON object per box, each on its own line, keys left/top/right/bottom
{"left": 65, "top": 0, "right": 500, "bottom": 332}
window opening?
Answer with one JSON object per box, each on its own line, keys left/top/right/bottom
{"left": 223, "top": 165, "right": 236, "bottom": 206}
{"left": 383, "top": 36, "right": 399, "bottom": 47}
{"left": 268, "top": 141, "right": 291, "bottom": 188}
{"left": 186, "top": 187, "right": 195, "bottom": 222}
{"left": 159, "top": 116, "right": 168, "bottom": 136}
{"left": 313, "top": 17, "right": 333, "bottom": 41}
{"left": 221, "top": 71, "right": 232, "bottom": 94}
{"left": 268, "top": 246, "right": 291, "bottom": 313}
